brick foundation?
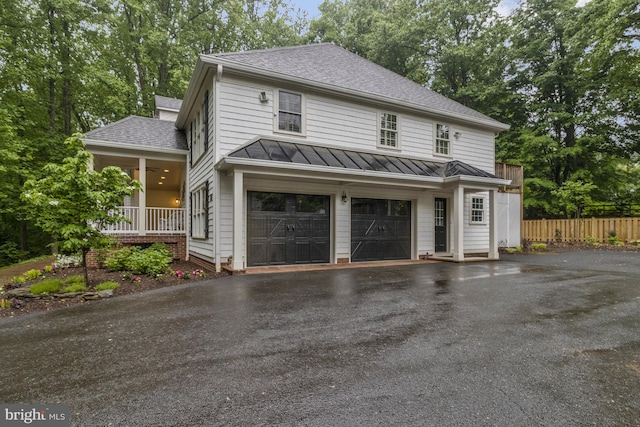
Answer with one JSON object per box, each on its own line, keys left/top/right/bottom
{"left": 87, "top": 234, "right": 187, "bottom": 268}
{"left": 188, "top": 255, "right": 218, "bottom": 272}
{"left": 337, "top": 257, "right": 349, "bottom": 264}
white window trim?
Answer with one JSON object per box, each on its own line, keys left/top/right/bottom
{"left": 191, "top": 184, "right": 207, "bottom": 238}
{"left": 378, "top": 111, "right": 401, "bottom": 150}
{"left": 469, "top": 195, "right": 487, "bottom": 225}
{"left": 434, "top": 122, "right": 452, "bottom": 158}
{"left": 274, "top": 89, "right": 306, "bottom": 136}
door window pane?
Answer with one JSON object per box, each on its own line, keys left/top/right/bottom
{"left": 296, "top": 195, "right": 326, "bottom": 213}
{"left": 250, "top": 192, "right": 286, "bottom": 212}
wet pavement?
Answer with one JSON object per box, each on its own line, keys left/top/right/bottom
{"left": 1, "top": 251, "right": 639, "bottom": 426}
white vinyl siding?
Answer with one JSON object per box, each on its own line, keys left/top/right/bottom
{"left": 463, "top": 192, "right": 490, "bottom": 251}
{"left": 452, "top": 125, "right": 496, "bottom": 173}
{"left": 216, "top": 77, "right": 497, "bottom": 173}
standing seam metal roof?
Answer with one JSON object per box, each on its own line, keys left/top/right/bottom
{"left": 228, "top": 139, "right": 499, "bottom": 179}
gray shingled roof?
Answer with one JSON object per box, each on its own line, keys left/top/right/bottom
{"left": 207, "top": 44, "right": 505, "bottom": 128}
{"left": 228, "top": 139, "right": 499, "bottom": 179}
{"left": 154, "top": 95, "right": 183, "bottom": 111}
{"left": 85, "top": 116, "right": 187, "bottom": 150}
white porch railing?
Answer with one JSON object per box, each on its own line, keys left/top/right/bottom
{"left": 147, "top": 207, "right": 186, "bottom": 233}
{"left": 102, "top": 207, "right": 186, "bottom": 234}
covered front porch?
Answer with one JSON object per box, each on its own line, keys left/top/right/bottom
{"left": 92, "top": 155, "right": 187, "bottom": 236}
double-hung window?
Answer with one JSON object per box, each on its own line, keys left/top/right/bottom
{"left": 379, "top": 112, "right": 398, "bottom": 148}
{"left": 190, "top": 91, "right": 209, "bottom": 165}
{"left": 277, "top": 90, "right": 302, "bottom": 133}
{"left": 435, "top": 123, "right": 450, "bottom": 156}
{"left": 190, "top": 183, "right": 209, "bottom": 238}
{"left": 470, "top": 196, "right": 485, "bottom": 224}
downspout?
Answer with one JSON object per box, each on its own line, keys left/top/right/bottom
{"left": 214, "top": 64, "right": 223, "bottom": 272}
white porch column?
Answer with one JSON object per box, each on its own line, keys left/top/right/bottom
{"left": 452, "top": 185, "right": 465, "bottom": 261}
{"left": 232, "top": 171, "right": 244, "bottom": 270}
{"left": 489, "top": 189, "right": 499, "bottom": 259}
{"left": 138, "top": 157, "right": 146, "bottom": 236}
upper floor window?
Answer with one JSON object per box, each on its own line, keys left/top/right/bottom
{"left": 379, "top": 112, "right": 398, "bottom": 148}
{"left": 277, "top": 90, "right": 302, "bottom": 133}
{"left": 190, "top": 91, "right": 209, "bottom": 165}
{"left": 470, "top": 196, "right": 485, "bottom": 224}
{"left": 435, "top": 123, "right": 450, "bottom": 156}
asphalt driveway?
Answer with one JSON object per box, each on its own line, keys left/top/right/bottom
{"left": 1, "top": 250, "right": 639, "bottom": 426}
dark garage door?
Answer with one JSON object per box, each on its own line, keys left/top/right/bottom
{"left": 351, "top": 198, "right": 411, "bottom": 262}
{"left": 247, "top": 192, "right": 330, "bottom": 267}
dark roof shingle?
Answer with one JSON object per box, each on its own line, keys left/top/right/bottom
{"left": 85, "top": 116, "right": 187, "bottom": 151}
{"left": 154, "top": 95, "right": 183, "bottom": 111}
{"left": 207, "top": 44, "right": 505, "bottom": 128}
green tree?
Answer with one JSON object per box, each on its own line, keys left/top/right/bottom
{"left": 552, "top": 180, "right": 597, "bottom": 219}
{"left": 21, "top": 135, "right": 142, "bottom": 283}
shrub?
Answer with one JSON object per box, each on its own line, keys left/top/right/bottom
{"left": 0, "top": 242, "right": 28, "bottom": 267}
{"left": 23, "top": 269, "right": 42, "bottom": 280}
{"left": 96, "top": 281, "right": 120, "bottom": 291}
{"left": 531, "top": 243, "right": 547, "bottom": 251}
{"left": 106, "top": 244, "right": 171, "bottom": 275}
{"left": 11, "top": 276, "right": 26, "bottom": 285}
{"left": 30, "top": 279, "right": 63, "bottom": 295}
{"left": 105, "top": 246, "right": 138, "bottom": 271}
{"left": 61, "top": 283, "right": 87, "bottom": 293}
{"left": 53, "top": 253, "right": 82, "bottom": 268}
{"left": 585, "top": 236, "right": 599, "bottom": 246}
{"left": 42, "top": 265, "right": 56, "bottom": 274}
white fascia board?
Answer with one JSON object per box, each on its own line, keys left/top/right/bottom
{"left": 176, "top": 60, "right": 208, "bottom": 129}
{"left": 216, "top": 157, "right": 444, "bottom": 188}
{"left": 84, "top": 139, "right": 188, "bottom": 159}
{"left": 443, "top": 175, "right": 511, "bottom": 189}
{"left": 157, "top": 107, "right": 180, "bottom": 113}
{"left": 202, "top": 56, "right": 510, "bottom": 132}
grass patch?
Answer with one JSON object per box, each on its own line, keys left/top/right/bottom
{"left": 30, "top": 279, "right": 63, "bottom": 295}
{"left": 61, "top": 283, "right": 87, "bottom": 293}
{"left": 531, "top": 243, "right": 547, "bottom": 251}
{"left": 96, "top": 281, "right": 119, "bottom": 291}
{"left": 0, "top": 255, "right": 53, "bottom": 272}
{"left": 64, "top": 275, "right": 85, "bottom": 286}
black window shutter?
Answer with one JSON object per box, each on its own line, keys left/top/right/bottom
{"left": 189, "top": 192, "right": 193, "bottom": 237}
{"left": 204, "top": 90, "right": 209, "bottom": 152}
{"left": 189, "top": 121, "right": 193, "bottom": 167}
{"left": 204, "top": 181, "right": 210, "bottom": 239}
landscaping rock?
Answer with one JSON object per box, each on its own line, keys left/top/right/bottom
{"left": 97, "top": 289, "right": 114, "bottom": 298}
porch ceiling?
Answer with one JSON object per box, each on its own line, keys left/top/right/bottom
{"left": 93, "top": 155, "right": 184, "bottom": 192}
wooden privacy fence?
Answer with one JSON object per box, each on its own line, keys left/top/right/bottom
{"left": 523, "top": 217, "right": 640, "bottom": 243}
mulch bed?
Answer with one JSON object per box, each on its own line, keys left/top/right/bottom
{"left": 509, "top": 240, "right": 640, "bottom": 254}
{"left": 0, "top": 261, "right": 228, "bottom": 319}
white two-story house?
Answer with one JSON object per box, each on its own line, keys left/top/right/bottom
{"left": 86, "top": 43, "right": 513, "bottom": 272}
